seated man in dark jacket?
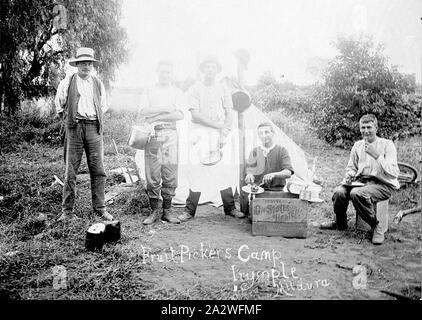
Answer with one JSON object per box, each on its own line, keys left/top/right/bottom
{"left": 245, "top": 122, "right": 294, "bottom": 189}
{"left": 242, "top": 122, "right": 294, "bottom": 219}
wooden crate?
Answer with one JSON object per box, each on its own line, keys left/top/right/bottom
{"left": 251, "top": 191, "right": 308, "bottom": 238}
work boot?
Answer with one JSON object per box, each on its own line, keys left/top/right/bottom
{"left": 319, "top": 221, "right": 347, "bottom": 230}
{"left": 177, "top": 211, "right": 194, "bottom": 222}
{"left": 185, "top": 190, "right": 201, "bottom": 217}
{"left": 143, "top": 208, "right": 162, "bottom": 225}
{"left": 226, "top": 208, "right": 245, "bottom": 219}
{"left": 372, "top": 224, "right": 385, "bottom": 245}
{"left": 162, "top": 208, "right": 180, "bottom": 224}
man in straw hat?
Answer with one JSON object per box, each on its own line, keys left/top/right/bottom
{"left": 139, "top": 59, "right": 185, "bottom": 225}
{"left": 320, "top": 114, "right": 400, "bottom": 244}
{"left": 177, "top": 54, "right": 245, "bottom": 222}
{"left": 55, "top": 47, "right": 113, "bottom": 221}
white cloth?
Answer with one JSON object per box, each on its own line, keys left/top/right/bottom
{"left": 187, "top": 81, "right": 233, "bottom": 124}
{"left": 260, "top": 144, "right": 276, "bottom": 158}
{"left": 55, "top": 74, "right": 107, "bottom": 115}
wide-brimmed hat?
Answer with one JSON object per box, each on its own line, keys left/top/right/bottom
{"left": 69, "top": 47, "right": 99, "bottom": 67}
{"left": 199, "top": 55, "right": 222, "bottom": 73}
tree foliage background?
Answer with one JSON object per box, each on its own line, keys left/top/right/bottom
{"left": 252, "top": 35, "right": 421, "bottom": 148}
{"left": 310, "top": 34, "right": 421, "bottom": 147}
{"left": 0, "top": 0, "right": 128, "bottom": 115}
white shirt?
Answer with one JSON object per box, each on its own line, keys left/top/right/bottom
{"left": 55, "top": 74, "right": 107, "bottom": 117}
{"left": 139, "top": 84, "right": 185, "bottom": 127}
{"left": 346, "top": 137, "right": 400, "bottom": 189}
{"left": 187, "top": 81, "right": 233, "bottom": 125}
{"left": 259, "top": 144, "right": 276, "bottom": 158}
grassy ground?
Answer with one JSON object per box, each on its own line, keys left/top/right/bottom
{"left": 0, "top": 99, "right": 420, "bottom": 300}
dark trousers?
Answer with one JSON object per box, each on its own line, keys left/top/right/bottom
{"left": 332, "top": 181, "right": 393, "bottom": 228}
{"left": 240, "top": 190, "right": 250, "bottom": 215}
{"left": 185, "top": 187, "right": 236, "bottom": 216}
{"left": 62, "top": 121, "right": 106, "bottom": 214}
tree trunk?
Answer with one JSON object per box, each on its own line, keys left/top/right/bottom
{"left": 0, "top": 82, "right": 3, "bottom": 115}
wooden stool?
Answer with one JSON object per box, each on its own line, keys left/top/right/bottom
{"left": 355, "top": 199, "right": 389, "bottom": 233}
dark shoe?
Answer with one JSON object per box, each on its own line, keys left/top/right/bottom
{"left": 177, "top": 211, "right": 194, "bottom": 222}
{"left": 185, "top": 190, "right": 201, "bottom": 217}
{"left": 94, "top": 210, "right": 114, "bottom": 221}
{"left": 226, "top": 208, "right": 245, "bottom": 219}
{"left": 319, "top": 221, "right": 347, "bottom": 230}
{"left": 143, "top": 209, "right": 162, "bottom": 225}
{"left": 162, "top": 208, "right": 180, "bottom": 224}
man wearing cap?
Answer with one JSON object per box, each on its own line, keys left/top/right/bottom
{"left": 320, "top": 114, "right": 400, "bottom": 244}
{"left": 55, "top": 47, "right": 112, "bottom": 221}
{"left": 177, "top": 55, "right": 245, "bottom": 222}
{"left": 139, "top": 60, "right": 185, "bottom": 225}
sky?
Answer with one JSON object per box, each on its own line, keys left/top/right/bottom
{"left": 114, "top": 0, "right": 422, "bottom": 87}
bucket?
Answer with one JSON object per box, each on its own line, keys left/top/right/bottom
{"left": 85, "top": 223, "right": 106, "bottom": 251}
{"left": 128, "top": 125, "right": 151, "bottom": 150}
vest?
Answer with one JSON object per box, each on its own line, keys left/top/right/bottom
{"left": 64, "top": 74, "right": 104, "bottom": 133}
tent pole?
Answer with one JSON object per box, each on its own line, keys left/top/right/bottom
{"left": 235, "top": 52, "right": 247, "bottom": 211}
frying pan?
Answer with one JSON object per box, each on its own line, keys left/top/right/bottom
{"left": 200, "top": 150, "right": 223, "bottom": 166}
{"left": 232, "top": 90, "right": 251, "bottom": 112}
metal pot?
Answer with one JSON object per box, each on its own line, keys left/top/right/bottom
{"left": 128, "top": 125, "right": 151, "bottom": 150}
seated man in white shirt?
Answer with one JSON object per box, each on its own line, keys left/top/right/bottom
{"left": 320, "top": 114, "right": 400, "bottom": 245}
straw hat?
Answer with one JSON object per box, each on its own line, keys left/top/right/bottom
{"left": 69, "top": 47, "right": 99, "bottom": 67}
{"left": 199, "top": 55, "right": 222, "bottom": 73}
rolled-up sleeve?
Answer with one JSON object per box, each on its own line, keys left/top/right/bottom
{"left": 54, "top": 77, "right": 69, "bottom": 114}
{"left": 222, "top": 85, "right": 233, "bottom": 109}
{"left": 377, "top": 140, "right": 400, "bottom": 178}
{"left": 187, "top": 85, "right": 200, "bottom": 112}
{"left": 345, "top": 143, "right": 359, "bottom": 176}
